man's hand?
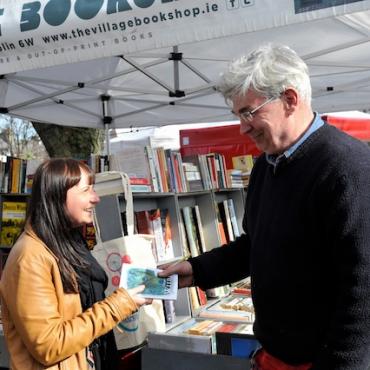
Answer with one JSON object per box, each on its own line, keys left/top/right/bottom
{"left": 157, "top": 260, "right": 194, "bottom": 288}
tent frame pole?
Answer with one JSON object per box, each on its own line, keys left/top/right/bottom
{"left": 101, "top": 94, "right": 112, "bottom": 157}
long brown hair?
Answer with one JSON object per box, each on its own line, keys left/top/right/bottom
{"left": 27, "top": 158, "right": 95, "bottom": 293}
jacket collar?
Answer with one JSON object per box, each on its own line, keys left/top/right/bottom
{"left": 24, "top": 223, "right": 59, "bottom": 261}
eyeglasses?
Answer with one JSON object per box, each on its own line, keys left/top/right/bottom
{"left": 237, "top": 96, "right": 277, "bottom": 123}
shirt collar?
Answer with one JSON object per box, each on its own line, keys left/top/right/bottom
{"left": 266, "top": 112, "right": 324, "bottom": 166}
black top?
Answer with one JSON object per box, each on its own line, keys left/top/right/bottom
{"left": 189, "top": 123, "right": 370, "bottom": 369}
{"left": 75, "top": 237, "right": 119, "bottom": 370}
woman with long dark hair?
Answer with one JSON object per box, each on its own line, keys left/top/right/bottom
{"left": 0, "top": 158, "right": 149, "bottom": 370}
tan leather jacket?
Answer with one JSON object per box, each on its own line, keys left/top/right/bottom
{"left": 0, "top": 226, "right": 138, "bottom": 370}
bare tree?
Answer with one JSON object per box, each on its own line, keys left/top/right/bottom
{"left": 0, "top": 115, "right": 104, "bottom": 161}
{"left": 0, "top": 115, "right": 48, "bottom": 159}
{"left": 32, "top": 122, "right": 103, "bottom": 159}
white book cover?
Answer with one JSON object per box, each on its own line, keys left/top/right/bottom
{"left": 227, "top": 198, "right": 240, "bottom": 238}
{"left": 223, "top": 199, "right": 235, "bottom": 242}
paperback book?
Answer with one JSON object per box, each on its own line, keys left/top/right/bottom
{"left": 120, "top": 264, "right": 178, "bottom": 300}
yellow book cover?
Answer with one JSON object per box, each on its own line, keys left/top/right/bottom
{"left": 10, "top": 158, "right": 21, "bottom": 193}
{"left": 0, "top": 201, "right": 27, "bottom": 248}
{"left": 232, "top": 155, "right": 254, "bottom": 173}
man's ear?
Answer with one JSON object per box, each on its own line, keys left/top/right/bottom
{"left": 281, "top": 88, "right": 299, "bottom": 113}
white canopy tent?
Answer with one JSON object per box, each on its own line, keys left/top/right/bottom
{"left": 1, "top": 0, "right": 370, "bottom": 142}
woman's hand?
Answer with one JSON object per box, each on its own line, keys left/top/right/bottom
{"left": 127, "top": 285, "right": 153, "bottom": 307}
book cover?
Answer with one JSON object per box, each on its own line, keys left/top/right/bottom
{"left": 215, "top": 153, "right": 227, "bottom": 189}
{"left": 178, "top": 213, "right": 191, "bottom": 259}
{"left": 198, "top": 154, "right": 212, "bottom": 190}
{"left": 130, "top": 177, "right": 151, "bottom": 185}
{"left": 198, "top": 296, "right": 254, "bottom": 323}
{"left": 149, "top": 208, "right": 167, "bottom": 263}
{"left": 144, "top": 146, "right": 159, "bottom": 192}
{"left": 165, "top": 149, "right": 176, "bottom": 192}
{"left": 0, "top": 201, "right": 27, "bottom": 248}
{"left": 2, "top": 157, "right": 13, "bottom": 193}
{"left": 206, "top": 153, "right": 218, "bottom": 189}
{"left": 120, "top": 264, "right": 178, "bottom": 300}
{"left": 192, "top": 205, "right": 207, "bottom": 254}
{"left": 135, "top": 210, "right": 154, "bottom": 235}
{"left": 182, "top": 155, "right": 205, "bottom": 191}
{"left": 83, "top": 222, "right": 97, "bottom": 250}
{"left": 189, "top": 286, "right": 201, "bottom": 312}
{"left": 196, "top": 287, "right": 208, "bottom": 306}
{"left": 156, "top": 147, "right": 170, "bottom": 193}
{"left": 171, "top": 151, "right": 183, "bottom": 192}
{"left": 10, "top": 158, "right": 22, "bottom": 193}
{"left": 162, "top": 299, "right": 176, "bottom": 324}
{"left": 160, "top": 208, "right": 175, "bottom": 262}
{"left": 232, "top": 155, "right": 254, "bottom": 174}
{"left": 215, "top": 326, "right": 257, "bottom": 358}
{"left": 223, "top": 199, "right": 235, "bottom": 242}
{"left": 215, "top": 202, "right": 228, "bottom": 245}
{"left": 227, "top": 198, "right": 240, "bottom": 238}
{"left": 131, "top": 184, "right": 152, "bottom": 193}
{"left": 110, "top": 147, "right": 152, "bottom": 189}
{"left": 152, "top": 148, "right": 164, "bottom": 192}
{"left": 181, "top": 206, "right": 201, "bottom": 257}
{"left": 135, "top": 210, "right": 157, "bottom": 261}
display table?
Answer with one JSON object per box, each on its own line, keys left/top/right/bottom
{"left": 142, "top": 347, "right": 250, "bottom": 370}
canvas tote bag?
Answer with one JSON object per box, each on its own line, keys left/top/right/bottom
{"left": 91, "top": 171, "right": 165, "bottom": 349}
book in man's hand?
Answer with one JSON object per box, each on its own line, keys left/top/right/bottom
{"left": 120, "top": 263, "right": 178, "bottom": 300}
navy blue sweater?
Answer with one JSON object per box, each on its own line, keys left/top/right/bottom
{"left": 190, "top": 124, "right": 370, "bottom": 369}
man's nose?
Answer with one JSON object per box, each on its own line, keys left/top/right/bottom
{"left": 240, "top": 119, "right": 251, "bottom": 135}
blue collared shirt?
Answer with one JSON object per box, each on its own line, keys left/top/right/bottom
{"left": 266, "top": 113, "right": 324, "bottom": 168}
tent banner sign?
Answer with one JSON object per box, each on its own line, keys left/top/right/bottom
{"left": 1, "top": 0, "right": 370, "bottom": 74}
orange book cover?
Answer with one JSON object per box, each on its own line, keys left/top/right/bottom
{"left": 157, "top": 148, "right": 170, "bottom": 192}
{"left": 172, "top": 152, "right": 183, "bottom": 192}
{"left": 206, "top": 154, "right": 218, "bottom": 188}
{"left": 135, "top": 210, "right": 154, "bottom": 235}
{"left": 196, "top": 287, "right": 208, "bottom": 306}
{"left": 10, "top": 157, "right": 21, "bottom": 193}
{"left": 215, "top": 203, "right": 228, "bottom": 245}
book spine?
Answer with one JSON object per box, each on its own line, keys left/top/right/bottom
{"left": 181, "top": 206, "right": 200, "bottom": 257}
{"left": 223, "top": 199, "right": 235, "bottom": 242}
{"left": 227, "top": 198, "right": 240, "bottom": 237}
{"left": 163, "top": 300, "right": 176, "bottom": 324}
{"left": 145, "top": 146, "right": 159, "bottom": 192}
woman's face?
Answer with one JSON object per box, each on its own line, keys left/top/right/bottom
{"left": 66, "top": 169, "right": 100, "bottom": 227}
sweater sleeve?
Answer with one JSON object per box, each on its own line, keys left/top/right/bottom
{"left": 312, "top": 171, "right": 370, "bottom": 369}
{"left": 188, "top": 232, "right": 251, "bottom": 291}
{"left": 1, "top": 248, "right": 137, "bottom": 366}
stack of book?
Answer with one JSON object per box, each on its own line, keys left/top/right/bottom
{"left": 198, "top": 295, "right": 255, "bottom": 323}
{"left": 148, "top": 315, "right": 256, "bottom": 356}
{"left": 109, "top": 147, "right": 245, "bottom": 193}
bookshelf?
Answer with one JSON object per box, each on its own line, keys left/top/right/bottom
{"left": 93, "top": 181, "right": 250, "bottom": 368}
{"left": 0, "top": 192, "right": 30, "bottom": 370}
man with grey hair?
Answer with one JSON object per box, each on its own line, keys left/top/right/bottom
{"left": 159, "top": 43, "right": 370, "bottom": 369}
